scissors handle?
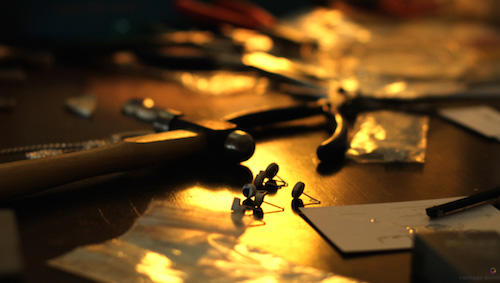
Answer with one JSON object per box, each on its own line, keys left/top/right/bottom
{"left": 0, "top": 130, "right": 206, "bottom": 201}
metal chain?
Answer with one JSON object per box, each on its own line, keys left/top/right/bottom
{"left": 0, "top": 139, "right": 110, "bottom": 156}
{"left": 0, "top": 130, "right": 153, "bottom": 160}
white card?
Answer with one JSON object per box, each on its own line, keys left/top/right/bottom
{"left": 300, "top": 198, "right": 500, "bottom": 253}
{"left": 439, "top": 106, "right": 500, "bottom": 141}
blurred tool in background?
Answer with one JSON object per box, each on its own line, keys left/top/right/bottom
{"left": 0, "top": 0, "right": 314, "bottom": 50}
{"left": 331, "top": 0, "right": 500, "bottom": 23}
{"left": 175, "top": 0, "right": 276, "bottom": 30}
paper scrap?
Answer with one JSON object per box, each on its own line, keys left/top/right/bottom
{"left": 65, "top": 94, "right": 96, "bottom": 118}
{"left": 439, "top": 106, "right": 500, "bottom": 141}
{"left": 300, "top": 197, "right": 500, "bottom": 253}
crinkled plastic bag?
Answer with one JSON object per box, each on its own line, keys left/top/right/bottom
{"left": 346, "top": 111, "right": 429, "bottom": 163}
{"left": 50, "top": 201, "right": 363, "bottom": 283}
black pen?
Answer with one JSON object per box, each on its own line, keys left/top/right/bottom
{"left": 426, "top": 186, "right": 500, "bottom": 218}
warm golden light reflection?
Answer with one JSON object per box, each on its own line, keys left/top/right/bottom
{"left": 348, "top": 116, "right": 382, "bottom": 154}
{"left": 242, "top": 52, "right": 331, "bottom": 81}
{"left": 176, "top": 186, "right": 238, "bottom": 213}
{"left": 293, "top": 8, "right": 371, "bottom": 49}
{"left": 136, "top": 251, "right": 185, "bottom": 283}
{"left": 340, "top": 78, "right": 359, "bottom": 92}
{"left": 242, "top": 52, "right": 293, "bottom": 73}
{"left": 231, "top": 29, "right": 274, "bottom": 52}
{"left": 356, "top": 29, "right": 372, "bottom": 43}
{"left": 406, "top": 226, "right": 416, "bottom": 235}
{"left": 178, "top": 72, "right": 269, "bottom": 96}
{"left": 241, "top": 147, "right": 282, "bottom": 180}
{"left": 112, "top": 51, "right": 137, "bottom": 64}
{"left": 0, "top": 46, "right": 10, "bottom": 57}
{"left": 373, "top": 128, "right": 386, "bottom": 140}
{"left": 241, "top": 276, "right": 278, "bottom": 283}
{"left": 322, "top": 9, "right": 343, "bottom": 24}
{"left": 158, "top": 31, "right": 213, "bottom": 45}
{"left": 299, "top": 63, "right": 330, "bottom": 80}
{"left": 172, "top": 249, "right": 182, "bottom": 256}
{"left": 384, "top": 81, "right": 407, "bottom": 95}
{"left": 322, "top": 278, "right": 362, "bottom": 283}
{"left": 245, "top": 36, "right": 274, "bottom": 52}
{"left": 123, "top": 130, "right": 199, "bottom": 144}
{"left": 234, "top": 243, "right": 285, "bottom": 271}
{"left": 300, "top": 17, "right": 338, "bottom": 48}
{"left": 142, "top": 97, "right": 155, "bottom": 108}
{"left": 239, "top": 141, "right": 332, "bottom": 266}
{"left": 197, "top": 234, "right": 356, "bottom": 282}
{"left": 347, "top": 111, "right": 429, "bottom": 162}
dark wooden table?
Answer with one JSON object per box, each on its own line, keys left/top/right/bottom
{"left": 1, "top": 66, "right": 499, "bottom": 283}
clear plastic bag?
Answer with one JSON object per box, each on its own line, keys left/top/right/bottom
{"left": 50, "top": 201, "right": 363, "bottom": 283}
{"left": 347, "top": 111, "right": 429, "bottom": 163}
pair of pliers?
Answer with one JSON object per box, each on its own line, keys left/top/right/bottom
{"left": 0, "top": 98, "right": 346, "bottom": 201}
